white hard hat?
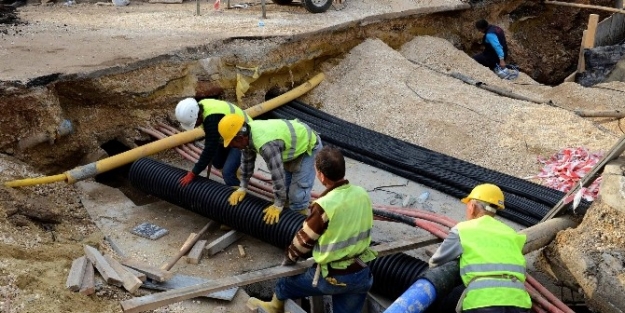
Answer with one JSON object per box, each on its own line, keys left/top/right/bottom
{"left": 175, "top": 98, "right": 200, "bottom": 131}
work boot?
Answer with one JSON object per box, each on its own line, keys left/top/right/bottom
{"left": 247, "top": 294, "right": 284, "bottom": 313}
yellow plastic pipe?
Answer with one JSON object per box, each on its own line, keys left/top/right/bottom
{"left": 4, "top": 72, "right": 325, "bottom": 188}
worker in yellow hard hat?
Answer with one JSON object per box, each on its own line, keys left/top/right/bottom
{"left": 429, "top": 183, "right": 532, "bottom": 313}
{"left": 174, "top": 98, "right": 251, "bottom": 188}
{"left": 218, "top": 114, "right": 322, "bottom": 225}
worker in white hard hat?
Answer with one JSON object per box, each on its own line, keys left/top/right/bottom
{"left": 174, "top": 98, "right": 252, "bottom": 188}
{"left": 429, "top": 183, "right": 531, "bottom": 313}
{"left": 217, "top": 114, "right": 322, "bottom": 225}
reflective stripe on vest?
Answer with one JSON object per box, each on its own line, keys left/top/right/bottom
{"left": 316, "top": 229, "right": 370, "bottom": 253}
{"left": 283, "top": 119, "right": 313, "bottom": 160}
{"left": 460, "top": 264, "right": 526, "bottom": 277}
{"left": 466, "top": 278, "right": 526, "bottom": 293}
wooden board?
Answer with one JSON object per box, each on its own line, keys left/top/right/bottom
{"left": 79, "top": 260, "right": 95, "bottom": 296}
{"left": 124, "top": 266, "right": 147, "bottom": 282}
{"left": 84, "top": 245, "right": 122, "bottom": 286}
{"left": 120, "top": 236, "right": 439, "bottom": 313}
{"left": 104, "top": 254, "right": 143, "bottom": 294}
{"left": 205, "top": 230, "right": 244, "bottom": 256}
{"left": 66, "top": 255, "right": 88, "bottom": 292}
{"left": 585, "top": 14, "right": 600, "bottom": 49}
{"left": 122, "top": 258, "right": 173, "bottom": 282}
{"left": 186, "top": 240, "right": 207, "bottom": 264}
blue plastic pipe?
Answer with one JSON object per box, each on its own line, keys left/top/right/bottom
{"left": 383, "top": 279, "right": 437, "bottom": 313}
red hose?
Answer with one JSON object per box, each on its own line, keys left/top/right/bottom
{"left": 373, "top": 205, "right": 456, "bottom": 228}
{"left": 526, "top": 283, "right": 565, "bottom": 313}
{"left": 532, "top": 303, "right": 549, "bottom": 313}
{"left": 526, "top": 275, "right": 575, "bottom": 313}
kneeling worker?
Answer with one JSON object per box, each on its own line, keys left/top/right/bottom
{"left": 218, "top": 114, "right": 322, "bottom": 224}
{"left": 429, "top": 183, "right": 532, "bottom": 313}
{"left": 174, "top": 98, "right": 251, "bottom": 187}
{"left": 247, "top": 146, "right": 377, "bottom": 313}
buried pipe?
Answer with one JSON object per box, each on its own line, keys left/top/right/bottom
{"left": 17, "top": 119, "right": 73, "bottom": 151}
{"left": 384, "top": 260, "right": 461, "bottom": 313}
{"left": 520, "top": 217, "right": 578, "bottom": 255}
{"left": 4, "top": 72, "right": 325, "bottom": 188}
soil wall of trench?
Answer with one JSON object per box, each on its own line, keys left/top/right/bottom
{"left": 0, "top": 0, "right": 613, "bottom": 174}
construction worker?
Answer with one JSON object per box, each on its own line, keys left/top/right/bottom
{"left": 218, "top": 114, "right": 321, "bottom": 225}
{"left": 175, "top": 98, "right": 251, "bottom": 188}
{"left": 473, "top": 19, "right": 509, "bottom": 71}
{"left": 429, "top": 183, "right": 532, "bottom": 313}
{"left": 247, "top": 146, "right": 377, "bottom": 313}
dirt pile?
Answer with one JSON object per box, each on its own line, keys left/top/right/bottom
{"left": 305, "top": 36, "right": 618, "bottom": 178}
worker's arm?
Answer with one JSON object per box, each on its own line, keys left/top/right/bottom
{"left": 285, "top": 202, "right": 328, "bottom": 261}
{"left": 238, "top": 148, "right": 256, "bottom": 190}
{"left": 258, "top": 141, "right": 288, "bottom": 208}
{"left": 485, "top": 33, "right": 506, "bottom": 66}
{"left": 429, "top": 227, "right": 463, "bottom": 268}
{"left": 191, "top": 114, "right": 224, "bottom": 175}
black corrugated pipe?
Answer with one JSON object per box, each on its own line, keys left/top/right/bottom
{"left": 260, "top": 99, "right": 591, "bottom": 222}
{"left": 128, "top": 157, "right": 457, "bottom": 304}
{"left": 128, "top": 157, "right": 306, "bottom": 248}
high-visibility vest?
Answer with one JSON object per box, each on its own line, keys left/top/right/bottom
{"left": 199, "top": 99, "right": 251, "bottom": 124}
{"left": 456, "top": 216, "right": 532, "bottom": 310}
{"left": 312, "top": 183, "right": 377, "bottom": 277}
{"left": 249, "top": 119, "right": 317, "bottom": 162}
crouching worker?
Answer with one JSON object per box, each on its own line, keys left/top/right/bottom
{"left": 429, "top": 183, "right": 531, "bottom": 313}
{"left": 247, "top": 146, "right": 377, "bottom": 313}
{"left": 174, "top": 98, "right": 251, "bottom": 187}
{"left": 218, "top": 114, "right": 322, "bottom": 225}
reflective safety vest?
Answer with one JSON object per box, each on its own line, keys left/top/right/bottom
{"left": 313, "top": 183, "right": 377, "bottom": 277}
{"left": 199, "top": 99, "right": 251, "bottom": 124}
{"left": 249, "top": 119, "right": 317, "bottom": 162}
{"left": 456, "top": 216, "right": 532, "bottom": 310}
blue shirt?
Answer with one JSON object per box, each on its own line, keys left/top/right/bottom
{"left": 485, "top": 33, "right": 505, "bottom": 60}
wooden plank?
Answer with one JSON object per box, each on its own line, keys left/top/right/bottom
{"left": 122, "top": 258, "right": 173, "bottom": 283}
{"left": 84, "top": 245, "right": 122, "bottom": 286}
{"left": 575, "top": 109, "right": 625, "bottom": 118}
{"left": 238, "top": 244, "right": 246, "bottom": 258}
{"left": 541, "top": 134, "right": 625, "bottom": 221}
{"left": 160, "top": 220, "right": 217, "bottom": 271}
{"left": 104, "top": 255, "right": 143, "bottom": 294}
{"left": 577, "top": 30, "right": 588, "bottom": 73}
{"left": 585, "top": 14, "right": 600, "bottom": 48}
{"left": 186, "top": 240, "right": 207, "bottom": 265}
{"left": 79, "top": 260, "right": 95, "bottom": 296}
{"left": 66, "top": 255, "right": 88, "bottom": 292}
{"left": 205, "top": 230, "right": 244, "bottom": 256}
{"left": 545, "top": 1, "right": 625, "bottom": 14}
{"left": 563, "top": 71, "right": 577, "bottom": 83}
{"left": 120, "top": 236, "right": 439, "bottom": 313}
{"left": 124, "top": 266, "right": 147, "bottom": 282}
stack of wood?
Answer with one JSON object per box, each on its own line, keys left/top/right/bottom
{"left": 65, "top": 245, "right": 173, "bottom": 295}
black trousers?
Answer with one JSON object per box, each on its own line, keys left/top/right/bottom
{"left": 473, "top": 51, "right": 500, "bottom": 70}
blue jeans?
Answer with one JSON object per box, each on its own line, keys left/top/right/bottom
{"left": 284, "top": 139, "right": 321, "bottom": 211}
{"left": 275, "top": 266, "right": 373, "bottom": 313}
{"left": 212, "top": 147, "right": 241, "bottom": 187}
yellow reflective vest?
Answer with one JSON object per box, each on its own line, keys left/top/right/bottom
{"left": 249, "top": 119, "right": 317, "bottom": 162}
{"left": 313, "top": 183, "right": 377, "bottom": 278}
{"left": 199, "top": 99, "right": 251, "bottom": 123}
{"left": 456, "top": 216, "right": 532, "bottom": 310}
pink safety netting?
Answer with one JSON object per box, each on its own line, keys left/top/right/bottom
{"left": 527, "top": 147, "right": 604, "bottom": 202}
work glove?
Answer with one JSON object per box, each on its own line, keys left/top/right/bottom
{"left": 179, "top": 172, "right": 196, "bottom": 187}
{"left": 228, "top": 187, "right": 247, "bottom": 206}
{"left": 281, "top": 256, "right": 297, "bottom": 266}
{"left": 262, "top": 204, "right": 283, "bottom": 225}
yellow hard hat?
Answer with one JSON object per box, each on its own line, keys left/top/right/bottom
{"left": 461, "top": 183, "right": 505, "bottom": 209}
{"left": 218, "top": 114, "right": 245, "bottom": 147}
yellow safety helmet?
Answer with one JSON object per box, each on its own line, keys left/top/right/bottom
{"left": 461, "top": 183, "right": 505, "bottom": 209}
{"left": 218, "top": 114, "right": 246, "bottom": 147}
